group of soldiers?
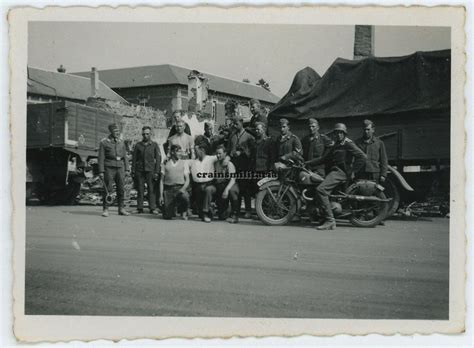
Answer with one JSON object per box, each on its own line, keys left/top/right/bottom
{"left": 98, "top": 98, "right": 388, "bottom": 230}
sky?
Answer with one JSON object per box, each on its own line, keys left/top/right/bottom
{"left": 28, "top": 23, "right": 450, "bottom": 97}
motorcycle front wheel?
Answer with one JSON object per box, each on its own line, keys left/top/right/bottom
{"left": 347, "top": 185, "right": 389, "bottom": 228}
{"left": 255, "top": 184, "right": 297, "bottom": 226}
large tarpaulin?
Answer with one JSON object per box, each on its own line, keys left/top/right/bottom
{"left": 269, "top": 50, "right": 450, "bottom": 121}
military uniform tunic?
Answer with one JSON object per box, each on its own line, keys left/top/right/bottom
{"left": 277, "top": 131, "right": 302, "bottom": 161}
{"left": 98, "top": 135, "right": 129, "bottom": 209}
{"left": 355, "top": 136, "right": 388, "bottom": 181}
{"left": 302, "top": 133, "right": 333, "bottom": 176}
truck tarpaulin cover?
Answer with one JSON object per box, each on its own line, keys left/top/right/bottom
{"left": 268, "top": 50, "right": 450, "bottom": 121}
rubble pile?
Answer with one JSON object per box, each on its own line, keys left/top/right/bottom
{"left": 86, "top": 97, "right": 168, "bottom": 146}
{"left": 77, "top": 159, "right": 139, "bottom": 207}
{"left": 396, "top": 197, "right": 449, "bottom": 218}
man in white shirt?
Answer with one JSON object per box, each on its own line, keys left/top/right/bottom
{"left": 159, "top": 144, "right": 190, "bottom": 220}
{"left": 189, "top": 142, "right": 218, "bottom": 222}
{"left": 167, "top": 120, "right": 195, "bottom": 160}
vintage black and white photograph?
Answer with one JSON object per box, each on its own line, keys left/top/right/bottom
{"left": 10, "top": 5, "right": 466, "bottom": 341}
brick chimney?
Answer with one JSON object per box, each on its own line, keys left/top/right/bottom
{"left": 187, "top": 70, "right": 208, "bottom": 112}
{"left": 353, "top": 25, "right": 374, "bottom": 60}
{"left": 90, "top": 67, "right": 99, "bottom": 98}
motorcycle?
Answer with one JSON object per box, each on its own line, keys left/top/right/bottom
{"left": 255, "top": 159, "right": 391, "bottom": 227}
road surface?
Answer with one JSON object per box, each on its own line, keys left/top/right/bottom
{"left": 25, "top": 205, "right": 449, "bottom": 319}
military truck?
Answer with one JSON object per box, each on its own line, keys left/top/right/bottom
{"left": 26, "top": 100, "right": 122, "bottom": 204}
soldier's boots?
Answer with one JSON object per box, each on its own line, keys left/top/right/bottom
{"left": 317, "top": 219, "right": 336, "bottom": 230}
{"left": 316, "top": 195, "right": 336, "bottom": 230}
{"left": 102, "top": 209, "right": 109, "bottom": 217}
{"left": 118, "top": 208, "right": 130, "bottom": 216}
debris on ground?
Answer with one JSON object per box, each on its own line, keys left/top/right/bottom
{"left": 395, "top": 197, "right": 449, "bottom": 218}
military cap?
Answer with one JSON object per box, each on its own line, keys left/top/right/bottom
{"left": 204, "top": 121, "right": 213, "bottom": 129}
{"left": 308, "top": 118, "right": 318, "bottom": 125}
{"left": 363, "top": 119, "right": 374, "bottom": 127}
{"left": 333, "top": 123, "right": 348, "bottom": 134}
{"left": 280, "top": 118, "right": 289, "bottom": 126}
{"left": 249, "top": 98, "right": 261, "bottom": 105}
{"left": 108, "top": 123, "right": 119, "bottom": 132}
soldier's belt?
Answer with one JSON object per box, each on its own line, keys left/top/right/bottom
{"left": 106, "top": 157, "right": 123, "bottom": 160}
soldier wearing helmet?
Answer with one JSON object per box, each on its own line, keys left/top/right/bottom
{"left": 305, "top": 122, "right": 366, "bottom": 230}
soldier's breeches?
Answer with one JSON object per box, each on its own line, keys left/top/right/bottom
{"left": 316, "top": 168, "right": 347, "bottom": 197}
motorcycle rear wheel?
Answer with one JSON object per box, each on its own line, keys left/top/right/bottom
{"left": 256, "top": 185, "right": 297, "bottom": 226}
{"left": 347, "top": 185, "right": 389, "bottom": 228}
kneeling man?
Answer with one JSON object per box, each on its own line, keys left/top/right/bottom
{"left": 159, "top": 144, "right": 190, "bottom": 220}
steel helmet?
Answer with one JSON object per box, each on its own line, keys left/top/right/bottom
{"left": 333, "top": 123, "right": 348, "bottom": 134}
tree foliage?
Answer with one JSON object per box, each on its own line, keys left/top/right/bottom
{"left": 256, "top": 78, "right": 271, "bottom": 91}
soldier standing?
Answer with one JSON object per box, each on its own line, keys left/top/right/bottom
{"left": 213, "top": 145, "right": 240, "bottom": 223}
{"left": 355, "top": 119, "right": 388, "bottom": 184}
{"left": 201, "top": 122, "right": 220, "bottom": 155}
{"left": 131, "top": 126, "right": 161, "bottom": 215}
{"left": 254, "top": 122, "right": 276, "bottom": 173}
{"left": 246, "top": 99, "right": 268, "bottom": 137}
{"left": 228, "top": 116, "right": 256, "bottom": 219}
{"left": 167, "top": 120, "right": 195, "bottom": 160}
{"left": 167, "top": 110, "right": 192, "bottom": 138}
{"left": 98, "top": 123, "right": 130, "bottom": 217}
{"left": 301, "top": 118, "right": 333, "bottom": 177}
{"left": 275, "top": 118, "right": 303, "bottom": 168}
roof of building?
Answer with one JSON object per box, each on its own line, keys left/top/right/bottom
{"left": 27, "top": 67, "right": 127, "bottom": 103}
{"left": 72, "top": 64, "right": 280, "bottom": 104}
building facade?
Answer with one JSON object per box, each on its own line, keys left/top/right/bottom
{"left": 73, "top": 64, "right": 280, "bottom": 125}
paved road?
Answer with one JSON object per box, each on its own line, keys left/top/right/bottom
{"left": 25, "top": 205, "right": 449, "bottom": 319}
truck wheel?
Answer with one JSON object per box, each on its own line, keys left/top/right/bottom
{"left": 384, "top": 177, "right": 400, "bottom": 218}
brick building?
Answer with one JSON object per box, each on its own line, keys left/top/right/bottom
{"left": 73, "top": 64, "right": 280, "bottom": 125}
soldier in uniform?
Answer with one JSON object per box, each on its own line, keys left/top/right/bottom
{"left": 355, "top": 119, "right": 389, "bottom": 225}
{"left": 228, "top": 115, "right": 256, "bottom": 219}
{"left": 275, "top": 118, "right": 303, "bottom": 169}
{"left": 355, "top": 119, "right": 388, "bottom": 184}
{"left": 305, "top": 123, "right": 366, "bottom": 230}
{"left": 131, "top": 126, "right": 161, "bottom": 215}
{"left": 246, "top": 99, "right": 268, "bottom": 137}
{"left": 254, "top": 122, "right": 276, "bottom": 173}
{"left": 98, "top": 123, "right": 130, "bottom": 217}
{"left": 301, "top": 118, "right": 333, "bottom": 177}
{"left": 201, "top": 122, "right": 220, "bottom": 155}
